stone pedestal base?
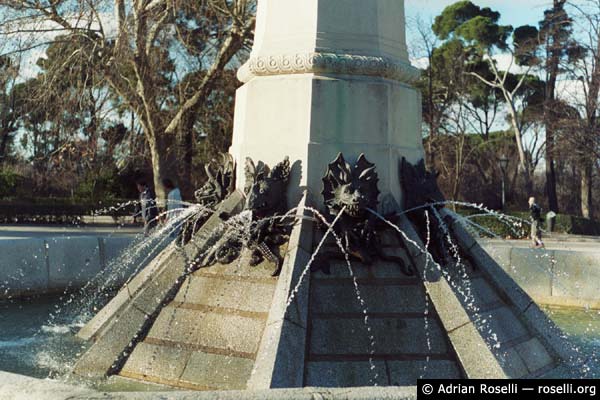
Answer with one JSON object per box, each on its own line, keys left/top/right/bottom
{"left": 230, "top": 73, "right": 424, "bottom": 209}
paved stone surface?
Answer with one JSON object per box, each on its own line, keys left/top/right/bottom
{"left": 481, "top": 246, "right": 512, "bottom": 270}
{"left": 447, "top": 323, "right": 506, "bottom": 379}
{"left": 466, "top": 276, "right": 503, "bottom": 311}
{"left": 148, "top": 306, "right": 265, "bottom": 355}
{"left": 179, "top": 351, "right": 254, "bottom": 390}
{"left": 387, "top": 360, "right": 462, "bottom": 384}
{"left": 312, "top": 260, "right": 372, "bottom": 280}
{"left": 423, "top": 279, "right": 472, "bottom": 332}
{"left": 117, "top": 194, "right": 277, "bottom": 391}
{"left": 467, "top": 242, "right": 534, "bottom": 313}
{"left": 310, "top": 282, "right": 426, "bottom": 314}
{"left": 309, "top": 316, "right": 448, "bottom": 356}
{"left": 474, "top": 306, "right": 529, "bottom": 346}
{"left": 248, "top": 216, "right": 312, "bottom": 389}
{"left": 304, "top": 361, "right": 388, "bottom": 387}
{"left": 482, "top": 237, "right": 600, "bottom": 250}
{"left": 174, "top": 275, "right": 276, "bottom": 314}
{"left": 399, "top": 215, "right": 506, "bottom": 379}
{"left": 0, "top": 371, "right": 99, "bottom": 400}
{"left": 130, "top": 256, "right": 188, "bottom": 315}
{"left": 447, "top": 211, "right": 578, "bottom": 374}
{"left": 497, "top": 347, "right": 530, "bottom": 378}
{"left": 121, "top": 342, "right": 190, "bottom": 382}
{"left": 74, "top": 305, "right": 150, "bottom": 378}
{"left": 514, "top": 337, "right": 554, "bottom": 375}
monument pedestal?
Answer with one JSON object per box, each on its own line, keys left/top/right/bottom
{"left": 230, "top": 0, "right": 422, "bottom": 208}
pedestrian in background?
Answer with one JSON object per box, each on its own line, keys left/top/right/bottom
{"left": 163, "top": 178, "right": 184, "bottom": 223}
{"left": 135, "top": 180, "right": 158, "bottom": 236}
{"left": 528, "top": 197, "right": 544, "bottom": 248}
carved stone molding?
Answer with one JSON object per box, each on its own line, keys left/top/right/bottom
{"left": 237, "top": 52, "right": 421, "bottom": 84}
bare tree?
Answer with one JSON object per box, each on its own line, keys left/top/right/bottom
{"left": 561, "top": 0, "right": 600, "bottom": 218}
{"left": 0, "top": 55, "right": 20, "bottom": 164}
{"left": 469, "top": 54, "right": 538, "bottom": 192}
{"left": 0, "top": 0, "right": 256, "bottom": 199}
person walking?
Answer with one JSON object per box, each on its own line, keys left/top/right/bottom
{"left": 135, "top": 180, "right": 159, "bottom": 236}
{"left": 528, "top": 197, "right": 544, "bottom": 248}
{"left": 163, "top": 178, "right": 184, "bottom": 224}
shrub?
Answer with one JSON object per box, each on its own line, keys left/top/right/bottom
{"left": 0, "top": 168, "right": 23, "bottom": 198}
{"left": 457, "top": 209, "right": 600, "bottom": 238}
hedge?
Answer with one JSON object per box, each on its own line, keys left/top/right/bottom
{"left": 0, "top": 198, "right": 136, "bottom": 224}
{"left": 458, "top": 209, "right": 600, "bottom": 238}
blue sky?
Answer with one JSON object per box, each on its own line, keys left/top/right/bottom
{"left": 405, "top": 0, "right": 552, "bottom": 43}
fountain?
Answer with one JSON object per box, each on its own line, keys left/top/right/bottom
{"left": 0, "top": 0, "right": 593, "bottom": 397}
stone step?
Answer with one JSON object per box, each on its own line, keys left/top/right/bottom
{"left": 310, "top": 281, "right": 427, "bottom": 315}
{"left": 452, "top": 276, "right": 504, "bottom": 315}
{"left": 304, "top": 359, "right": 462, "bottom": 387}
{"left": 304, "top": 360, "right": 388, "bottom": 387}
{"left": 308, "top": 316, "right": 449, "bottom": 357}
{"left": 174, "top": 274, "right": 276, "bottom": 314}
{"left": 472, "top": 306, "right": 529, "bottom": 350}
{"left": 312, "top": 258, "right": 417, "bottom": 281}
{"left": 497, "top": 337, "right": 556, "bottom": 378}
{"left": 146, "top": 305, "right": 265, "bottom": 357}
{"left": 120, "top": 341, "right": 253, "bottom": 390}
{"left": 178, "top": 349, "right": 254, "bottom": 390}
{"left": 120, "top": 341, "right": 193, "bottom": 388}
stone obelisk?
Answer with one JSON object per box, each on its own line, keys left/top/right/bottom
{"left": 230, "top": 0, "right": 423, "bottom": 207}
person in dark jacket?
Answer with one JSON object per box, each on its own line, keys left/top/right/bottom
{"left": 135, "top": 180, "right": 159, "bottom": 236}
{"left": 528, "top": 197, "right": 544, "bottom": 248}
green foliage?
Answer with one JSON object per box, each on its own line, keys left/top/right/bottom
{"left": 0, "top": 197, "right": 134, "bottom": 224}
{"left": 433, "top": 1, "right": 511, "bottom": 49}
{"left": 0, "top": 168, "right": 22, "bottom": 198}
{"left": 513, "top": 25, "right": 541, "bottom": 65}
{"left": 462, "top": 210, "right": 600, "bottom": 238}
{"left": 74, "top": 168, "right": 122, "bottom": 202}
{"left": 433, "top": 1, "right": 500, "bottom": 39}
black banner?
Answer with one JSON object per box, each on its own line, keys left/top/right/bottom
{"left": 418, "top": 380, "right": 599, "bottom": 399}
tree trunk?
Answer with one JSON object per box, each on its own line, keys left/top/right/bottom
{"left": 542, "top": 0, "right": 564, "bottom": 213}
{"left": 176, "top": 114, "right": 194, "bottom": 198}
{"left": 0, "top": 129, "right": 10, "bottom": 164}
{"left": 148, "top": 136, "right": 168, "bottom": 202}
{"left": 545, "top": 152, "right": 558, "bottom": 211}
{"left": 581, "top": 160, "right": 593, "bottom": 219}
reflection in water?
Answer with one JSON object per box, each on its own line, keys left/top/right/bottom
{"left": 543, "top": 307, "right": 600, "bottom": 378}
{"left": 0, "top": 296, "right": 84, "bottom": 379}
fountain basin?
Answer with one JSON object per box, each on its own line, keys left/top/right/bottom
{"left": 481, "top": 240, "right": 600, "bottom": 309}
{"left": 0, "top": 236, "right": 137, "bottom": 299}
{"left": 0, "top": 370, "right": 418, "bottom": 400}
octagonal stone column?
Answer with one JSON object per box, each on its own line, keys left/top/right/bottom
{"left": 230, "top": 0, "right": 423, "bottom": 209}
